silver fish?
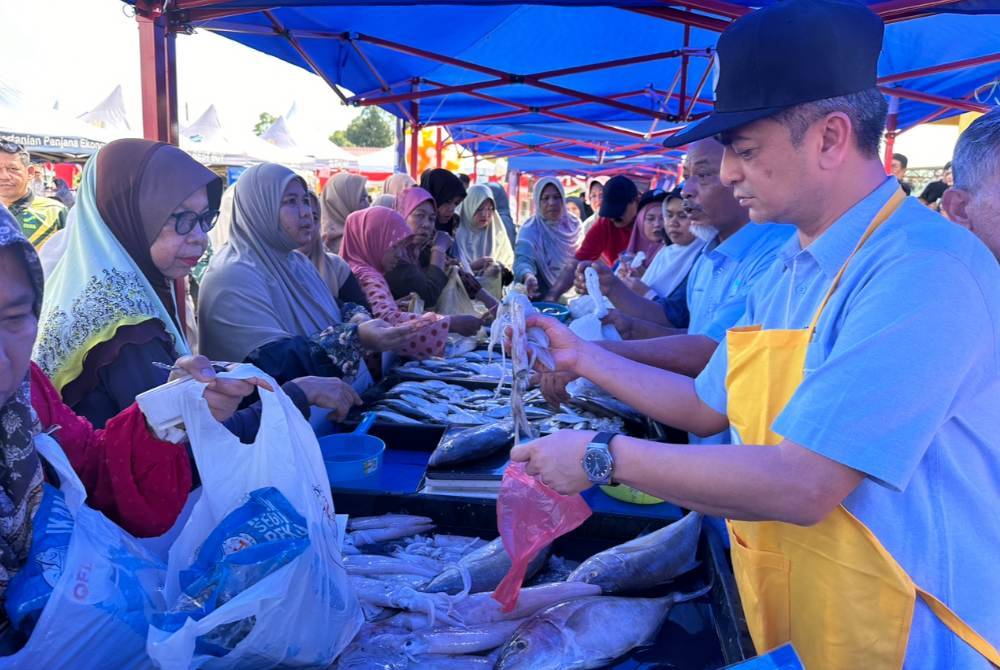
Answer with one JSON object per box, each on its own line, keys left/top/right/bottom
{"left": 349, "top": 515, "right": 435, "bottom": 531}
{"left": 567, "top": 512, "right": 702, "bottom": 593}
{"left": 427, "top": 422, "right": 515, "bottom": 469}
{"left": 494, "top": 586, "right": 711, "bottom": 670}
{"left": 395, "top": 581, "right": 601, "bottom": 631}
{"left": 398, "top": 619, "right": 527, "bottom": 656}
{"left": 421, "top": 536, "right": 549, "bottom": 595}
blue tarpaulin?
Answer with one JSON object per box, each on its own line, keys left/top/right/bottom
{"left": 139, "top": 1, "right": 1000, "bottom": 172}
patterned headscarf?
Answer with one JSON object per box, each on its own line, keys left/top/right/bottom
{"left": 0, "top": 205, "right": 45, "bottom": 600}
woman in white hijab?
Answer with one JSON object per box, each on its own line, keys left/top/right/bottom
{"left": 512, "top": 177, "right": 581, "bottom": 299}
{"left": 455, "top": 184, "right": 515, "bottom": 273}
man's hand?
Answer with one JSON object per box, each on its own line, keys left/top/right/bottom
{"left": 509, "top": 429, "right": 596, "bottom": 495}
{"left": 170, "top": 355, "right": 272, "bottom": 423}
{"left": 536, "top": 370, "right": 577, "bottom": 408}
{"left": 524, "top": 314, "right": 586, "bottom": 373}
{"left": 290, "top": 376, "right": 362, "bottom": 422}
{"left": 602, "top": 310, "right": 634, "bottom": 340}
{"left": 574, "top": 261, "right": 620, "bottom": 298}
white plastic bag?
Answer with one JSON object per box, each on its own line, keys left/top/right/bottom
{"left": 147, "top": 365, "right": 362, "bottom": 670}
{"left": 0, "top": 435, "right": 166, "bottom": 670}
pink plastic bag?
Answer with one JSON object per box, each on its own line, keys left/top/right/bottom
{"left": 492, "top": 462, "right": 592, "bottom": 611}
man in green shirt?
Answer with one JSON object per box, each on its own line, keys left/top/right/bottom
{"left": 0, "top": 141, "right": 67, "bottom": 249}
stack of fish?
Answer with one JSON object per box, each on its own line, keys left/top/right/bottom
{"left": 395, "top": 351, "right": 513, "bottom": 384}
{"left": 334, "top": 511, "right": 705, "bottom": 669}
{"left": 367, "top": 380, "right": 626, "bottom": 438}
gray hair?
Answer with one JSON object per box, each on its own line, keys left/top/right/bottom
{"left": 952, "top": 107, "right": 1000, "bottom": 194}
{"left": 769, "top": 88, "right": 888, "bottom": 159}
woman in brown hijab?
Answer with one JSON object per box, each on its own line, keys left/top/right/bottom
{"left": 320, "top": 172, "right": 369, "bottom": 254}
{"left": 33, "top": 140, "right": 355, "bottom": 431}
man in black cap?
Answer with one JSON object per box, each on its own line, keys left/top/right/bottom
{"left": 509, "top": 1, "right": 1000, "bottom": 667}
{"left": 540, "top": 174, "right": 640, "bottom": 300}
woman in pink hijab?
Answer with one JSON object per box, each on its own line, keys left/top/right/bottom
{"left": 340, "top": 207, "right": 480, "bottom": 358}
{"left": 619, "top": 189, "right": 668, "bottom": 276}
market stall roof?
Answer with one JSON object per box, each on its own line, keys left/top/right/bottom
{"left": 78, "top": 85, "right": 135, "bottom": 134}
{"left": 127, "top": 1, "right": 1000, "bottom": 174}
{"left": 345, "top": 145, "right": 396, "bottom": 181}
{"left": 1, "top": 81, "right": 117, "bottom": 158}
{"left": 262, "top": 111, "right": 359, "bottom": 168}
{"left": 181, "top": 103, "right": 316, "bottom": 167}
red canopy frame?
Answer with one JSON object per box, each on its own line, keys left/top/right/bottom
{"left": 140, "top": 0, "right": 998, "bottom": 180}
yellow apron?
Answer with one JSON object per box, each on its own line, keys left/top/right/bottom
{"left": 724, "top": 189, "right": 1000, "bottom": 669}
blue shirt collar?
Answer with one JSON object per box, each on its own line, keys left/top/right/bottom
{"left": 778, "top": 177, "right": 901, "bottom": 278}
{"left": 706, "top": 221, "right": 773, "bottom": 262}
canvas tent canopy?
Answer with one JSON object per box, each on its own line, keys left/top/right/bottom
{"left": 125, "top": 1, "right": 1000, "bottom": 174}
{"left": 1, "top": 81, "right": 117, "bottom": 158}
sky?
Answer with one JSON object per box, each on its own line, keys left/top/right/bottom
{"left": 0, "top": 0, "right": 360, "bottom": 139}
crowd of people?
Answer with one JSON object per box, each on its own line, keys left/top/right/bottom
{"left": 0, "top": 0, "right": 998, "bottom": 664}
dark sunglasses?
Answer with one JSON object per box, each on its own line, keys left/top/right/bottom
{"left": 0, "top": 140, "right": 26, "bottom": 155}
{"left": 168, "top": 209, "right": 220, "bottom": 235}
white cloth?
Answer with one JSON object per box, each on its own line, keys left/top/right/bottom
{"left": 641, "top": 238, "right": 707, "bottom": 299}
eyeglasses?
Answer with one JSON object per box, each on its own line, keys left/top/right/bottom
{"left": 168, "top": 209, "right": 220, "bottom": 235}
{"left": 0, "top": 140, "right": 25, "bottom": 155}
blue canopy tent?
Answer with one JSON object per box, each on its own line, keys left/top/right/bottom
{"left": 128, "top": 0, "right": 1000, "bottom": 177}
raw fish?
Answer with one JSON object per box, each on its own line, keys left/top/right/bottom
{"left": 567, "top": 512, "right": 702, "bottom": 593}
{"left": 494, "top": 586, "right": 710, "bottom": 669}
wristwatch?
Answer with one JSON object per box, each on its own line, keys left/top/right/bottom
{"left": 582, "top": 432, "right": 617, "bottom": 486}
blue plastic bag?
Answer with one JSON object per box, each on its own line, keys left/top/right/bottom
{"left": 5, "top": 484, "right": 73, "bottom": 634}
{"left": 153, "top": 487, "right": 310, "bottom": 656}
{"left": 0, "top": 435, "right": 167, "bottom": 670}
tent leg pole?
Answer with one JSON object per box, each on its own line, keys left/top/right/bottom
{"left": 436, "top": 127, "right": 443, "bottom": 169}
{"left": 137, "top": 4, "right": 187, "bottom": 338}
{"left": 410, "top": 124, "right": 420, "bottom": 177}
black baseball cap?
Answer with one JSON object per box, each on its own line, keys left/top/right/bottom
{"left": 637, "top": 188, "right": 668, "bottom": 212}
{"left": 664, "top": 0, "right": 884, "bottom": 148}
{"left": 599, "top": 175, "right": 640, "bottom": 219}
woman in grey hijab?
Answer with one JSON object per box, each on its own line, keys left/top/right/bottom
{"left": 487, "top": 183, "right": 517, "bottom": 248}
{"left": 198, "top": 163, "right": 421, "bottom": 386}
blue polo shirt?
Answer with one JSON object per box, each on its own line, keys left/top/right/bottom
{"left": 685, "top": 222, "right": 793, "bottom": 446}
{"left": 686, "top": 222, "right": 795, "bottom": 342}
{"left": 695, "top": 178, "right": 1000, "bottom": 668}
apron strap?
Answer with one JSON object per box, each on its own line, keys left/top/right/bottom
{"left": 916, "top": 587, "right": 1000, "bottom": 666}
{"left": 807, "top": 188, "right": 907, "bottom": 336}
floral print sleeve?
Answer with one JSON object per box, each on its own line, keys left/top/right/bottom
{"left": 354, "top": 267, "right": 450, "bottom": 360}
{"left": 341, "top": 302, "right": 371, "bottom": 323}
{"left": 309, "top": 322, "right": 365, "bottom": 381}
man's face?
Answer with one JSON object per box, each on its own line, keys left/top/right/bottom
{"left": 943, "top": 174, "right": 1000, "bottom": 260}
{"left": 891, "top": 159, "right": 906, "bottom": 181}
{"left": 0, "top": 153, "right": 32, "bottom": 204}
{"left": 0, "top": 247, "right": 37, "bottom": 405}
{"left": 612, "top": 198, "right": 638, "bottom": 228}
{"left": 719, "top": 118, "right": 818, "bottom": 225}
{"left": 681, "top": 138, "right": 749, "bottom": 233}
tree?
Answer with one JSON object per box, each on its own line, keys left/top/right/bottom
{"left": 330, "top": 107, "right": 394, "bottom": 148}
{"left": 329, "top": 129, "right": 355, "bottom": 147}
{"left": 253, "top": 112, "right": 277, "bottom": 136}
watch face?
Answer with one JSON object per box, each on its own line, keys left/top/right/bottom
{"left": 584, "top": 449, "right": 613, "bottom": 481}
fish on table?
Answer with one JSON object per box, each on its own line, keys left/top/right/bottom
{"left": 421, "top": 536, "right": 549, "bottom": 595}
{"left": 567, "top": 511, "right": 702, "bottom": 594}
{"left": 427, "top": 421, "right": 515, "bottom": 469}
{"left": 494, "top": 585, "right": 711, "bottom": 670}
